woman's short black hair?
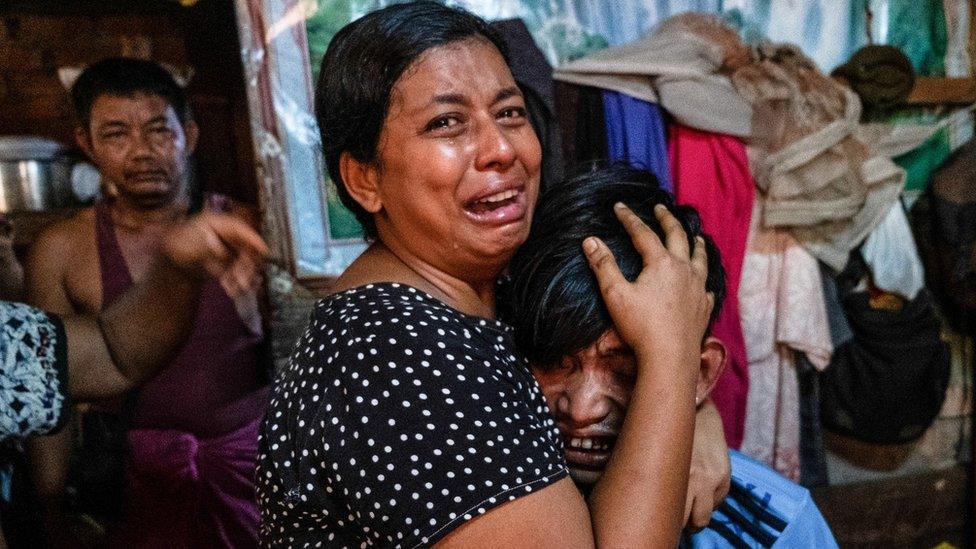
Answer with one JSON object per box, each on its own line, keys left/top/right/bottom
{"left": 499, "top": 163, "right": 727, "bottom": 366}
{"left": 315, "top": 1, "right": 509, "bottom": 239}
{"left": 71, "top": 57, "right": 192, "bottom": 131}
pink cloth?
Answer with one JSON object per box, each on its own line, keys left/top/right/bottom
{"left": 111, "top": 414, "right": 265, "bottom": 548}
{"left": 738, "top": 198, "right": 833, "bottom": 480}
{"left": 669, "top": 124, "right": 753, "bottom": 449}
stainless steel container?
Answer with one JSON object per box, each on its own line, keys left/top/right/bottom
{"left": 0, "top": 136, "right": 74, "bottom": 212}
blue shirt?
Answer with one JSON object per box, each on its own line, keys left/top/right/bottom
{"left": 683, "top": 451, "right": 838, "bottom": 548}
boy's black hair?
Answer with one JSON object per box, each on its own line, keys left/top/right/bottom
{"left": 500, "top": 163, "right": 726, "bottom": 366}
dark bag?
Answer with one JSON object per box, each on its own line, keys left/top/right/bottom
{"left": 819, "top": 252, "right": 950, "bottom": 444}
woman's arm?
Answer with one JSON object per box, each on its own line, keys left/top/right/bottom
{"left": 439, "top": 204, "right": 712, "bottom": 548}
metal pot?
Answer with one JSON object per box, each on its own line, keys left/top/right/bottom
{"left": 0, "top": 136, "right": 74, "bottom": 212}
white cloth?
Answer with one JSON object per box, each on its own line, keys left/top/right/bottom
{"left": 861, "top": 201, "right": 926, "bottom": 299}
{"left": 739, "top": 200, "right": 833, "bottom": 481}
{"left": 553, "top": 28, "right": 753, "bottom": 136}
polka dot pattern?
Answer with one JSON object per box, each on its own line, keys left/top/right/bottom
{"left": 256, "top": 283, "right": 567, "bottom": 548}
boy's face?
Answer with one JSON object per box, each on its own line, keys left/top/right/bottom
{"left": 531, "top": 328, "right": 635, "bottom": 487}
{"left": 532, "top": 328, "right": 725, "bottom": 488}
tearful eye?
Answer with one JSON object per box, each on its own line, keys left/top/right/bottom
{"left": 425, "top": 115, "right": 461, "bottom": 132}
{"left": 498, "top": 107, "right": 527, "bottom": 120}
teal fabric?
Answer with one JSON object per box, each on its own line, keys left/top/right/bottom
{"left": 895, "top": 127, "right": 952, "bottom": 193}
{"left": 884, "top": 1, "right": 948, "bottom": 77}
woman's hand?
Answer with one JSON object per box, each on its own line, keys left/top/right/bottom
{"left": 582, "top": 202, "right": 713, "bottom": 376}
{"left": 685, "top": 400, "right": 731, "bottom": 531}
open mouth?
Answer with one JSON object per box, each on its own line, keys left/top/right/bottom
{"left": 562, "top": 435, "right": 616, "bottom": 470}
{"left": 467, "top": 188, "right": 520, "bottom": 213}
{"left": 463, "top": 186, "right": 526, "bottom": 224}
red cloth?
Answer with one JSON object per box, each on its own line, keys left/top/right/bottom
{"left": 669, "top": 124, "right": 753, "bottom": 448}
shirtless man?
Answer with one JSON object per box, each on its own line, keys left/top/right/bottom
{"left": 501, "top": 165, "right": 838, "bottom": 547}
{"left": 3, "top": 212, "right": 266, "bottom": 442}
{"left": 25, "top": 58, "right": 267, "bottom": 547}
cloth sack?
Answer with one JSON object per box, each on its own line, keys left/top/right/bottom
{"left": 831, "top": 45, "right": 916, "bottom": 110}
{"left": 819, "top": 252, "right": 950, "bottom": 444}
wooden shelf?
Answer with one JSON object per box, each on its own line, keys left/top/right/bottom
{"left": 906, "top": 77, "right": 976, "bottom": 105}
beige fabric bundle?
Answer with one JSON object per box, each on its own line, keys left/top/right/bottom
{"left": 553, "top": 14, "right": 753, "bottom": 137}
{"left": 733, "top": 44, "right": 905, "bottom": 271}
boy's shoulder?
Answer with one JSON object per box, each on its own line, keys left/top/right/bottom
{"left": 685, "top": 450, "right": 838, "bottom": 548}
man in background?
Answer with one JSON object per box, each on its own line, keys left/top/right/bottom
{"left": 1, "top": 212, "right": 265, "bottom": 548}
{"left": 25, "top": 57, "right": 268, "bottom": 547}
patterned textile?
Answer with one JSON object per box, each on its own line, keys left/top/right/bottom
{"left": 0, "top": 301, "right": 68, "bottom": 441}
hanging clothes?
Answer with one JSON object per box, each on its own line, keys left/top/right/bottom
{"left": 819, "top": 253, "right": 950, "bottom": 445}
{"left": 861, "top": 200, "right": 926, "bottom": 300}
{"left": 554, "top": 82, "right": 609, "bottom": 169}
{"left": 738, "top": 199, "right": 833, "bottom": 481}
{"left": 553, "top": 14, "right": 753, "bottom": 137}
{"left": 796, "top": 352, "right": 828, "bottom": 489}
{"left": 604, "top": 91, "right": 671, "bottom": 192}
{"left": 668, "top": 124, "right": 753, "bottom": 449}
{"left": 732, "top": 47, "right": 905, "bottom": 271}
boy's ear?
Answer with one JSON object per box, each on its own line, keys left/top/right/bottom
{"left": 696, "top": 336, "right": 727, "bottom": 405}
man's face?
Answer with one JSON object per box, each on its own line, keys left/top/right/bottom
{"left": 80, "top": 92, "right": 196, "bottom": 208}
{"left": 531, "top": 328, "right": 635, "bottom": 487}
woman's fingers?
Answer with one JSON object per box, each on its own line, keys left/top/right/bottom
{"left": 654, "top": 203, "right": 690, "bottom": 260}
{"left": 691, "top": 236, "right": 709, "bottom": 281}
{"left": 613, "top": 203, "right": 667, "bottom": 263}
{"left": 582, "top": 236, "right": 627, "bottom": 302}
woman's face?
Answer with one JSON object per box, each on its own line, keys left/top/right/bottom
{"left": 369, "top": 37, "right": 542, "bottom": 281}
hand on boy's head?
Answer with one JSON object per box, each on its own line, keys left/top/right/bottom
{"left": 582, "top": 202, "right": 713, "bottom": 368}
{"left": 161, "top": 212, "right": 269, "bottom": 286}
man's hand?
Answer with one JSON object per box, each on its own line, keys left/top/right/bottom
{"left": 685, "top": 400, "right": 731, "bottom": 531}
{"left": 160, "top": 212, "right": 269, "bottom": 294}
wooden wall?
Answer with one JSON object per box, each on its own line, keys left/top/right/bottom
{"left": 0, "top": 0, "right": 257, "bottom": 205}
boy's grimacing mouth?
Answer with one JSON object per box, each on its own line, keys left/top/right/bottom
{"left": 561, "top": 434, "right": 617, "bottom": 472}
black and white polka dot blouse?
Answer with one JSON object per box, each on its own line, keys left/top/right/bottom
{"left": 256, "top": 283, "right": 567, "bottom": 548}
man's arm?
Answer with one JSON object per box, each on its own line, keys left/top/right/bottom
{"left": 23, "top": 221, "right": 81, "bottom": 546}
{"left": 67, "top": 212, "right": 268, "bottom": 399}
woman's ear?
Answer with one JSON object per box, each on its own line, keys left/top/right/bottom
{"left": 339, "top": 151, "right": 383, "bottom": 214}
{"left": 696, "top": 336, "right": 727, "bottom": 405}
